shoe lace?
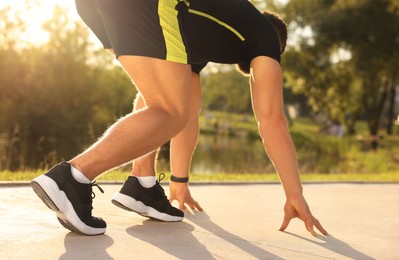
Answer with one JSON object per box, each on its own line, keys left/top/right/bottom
{"left": 90, "top": 181, "right": 104, "bottom": 199}
{"left": 158, "top": 172, "right": 166, "bottom": 182}
{"left": 156, "top": 173, "right": 167, "bottom": 199}
{"left": 82, "top": 181, "right": 104, "bottom": 218}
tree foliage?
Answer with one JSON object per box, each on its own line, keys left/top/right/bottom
{"left": 201, "top": 67, "right": 251, "bottom": 113}
{"left": 281, "top": 0, "right": 399, "bottom": 139}
{"left": 1, "top": 0, "right": 399, "bottom": 169}
{"left": 0, "top": 6, "right": 133, "bottom": 170}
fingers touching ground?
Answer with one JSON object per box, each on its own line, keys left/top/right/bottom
{"left": 279, "top": 215, "right": 291, "bottom": 232}
{"left": 169, "top": 195, "right": 203, "bottom": 212}
{"left": 280, "top": 214, "right": 328, "bottom": 237}
{"left": 312, "top": 217, "right": 328, "bottom": 235}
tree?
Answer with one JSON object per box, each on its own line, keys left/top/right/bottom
{"left": 282, "top": 0, "right": 399, "bottom": 144}
{"left": 319, "top": 0, "right": 399, "bottom": 146}
{"left": 0, "top": 5, "right": 134, "bottom": 170}
{"left": 202, "top": 67, "right": 251, "bottom": 113}
{"left": 0, "top": 5, "right": 29, "bottom": 169}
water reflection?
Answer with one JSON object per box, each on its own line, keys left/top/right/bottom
{"left": 191, "top": 134, "right": 275, "bottom": 174}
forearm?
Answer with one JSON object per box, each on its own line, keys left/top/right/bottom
{"left": 170, "top": 116, "right": 199, "bottom": 178}
{"left": 259, "top": 114, "right": 303, "bottom": 198}
{"left": 170, "top": 72, "right": 201, "bottom": 179}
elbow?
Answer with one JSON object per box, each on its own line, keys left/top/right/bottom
{"left": 256, "top": 112, "right": 288, "bottom": 134}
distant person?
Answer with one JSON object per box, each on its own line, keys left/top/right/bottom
{"left": 330, "top": 120, "right": 345, "bottom": 137}
{"left": 31, "top": 0, "right": 327, "bottom": 237}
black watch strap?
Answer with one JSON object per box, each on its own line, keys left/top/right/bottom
{"left": 170, "top": 175, "right": 189, "bottom": 183}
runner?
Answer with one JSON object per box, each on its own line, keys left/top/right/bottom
{"left": 31, "top": 0, "right": 327, "bottom": 237}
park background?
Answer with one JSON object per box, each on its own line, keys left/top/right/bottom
{"left": 0, "top": 0, "right": 398, "bottom": 181}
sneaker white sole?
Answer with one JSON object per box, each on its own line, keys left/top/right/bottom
{"left": 112, "top": 192, "right": 183, "bottom": 222}
{"left": 31, "top": 175, "right": 106, "bottom": 236}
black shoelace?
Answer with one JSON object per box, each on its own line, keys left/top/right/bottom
{"left": 84, "top": 181, "right": 104, "bottom": 217}
{"left": 158, "top": 172, "right": 166, "bottom": 183}
{"left": 156, "top": 173, "right": 167, "bottom": 199}
{"left": 90, "top": 181, "right": 104, "bottom": 199}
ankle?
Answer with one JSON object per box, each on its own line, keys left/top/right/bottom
{"left": 70, "top": 165, "right": 91, "bottom": 184}
{"left": 136, "top": 176, "right": 156, "bottom": 188}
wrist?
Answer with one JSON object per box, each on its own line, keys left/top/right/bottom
{"left": 285, "top": 190, "right": 303, "bottom": 200}
{"left": 170, "top": 175, "right": 189, "bottom": 183}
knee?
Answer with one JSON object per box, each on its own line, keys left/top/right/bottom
{"left": 154, "top": 103, "right": 190, "bottom": 131}
{"left": 172, "top": 108, "right": 190, "bottom": 130}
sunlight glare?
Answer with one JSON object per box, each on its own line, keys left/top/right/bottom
{"left": 0, "top": 0, "right": 80, "bottom": 45}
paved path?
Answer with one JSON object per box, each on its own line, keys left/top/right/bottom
{"left": 1, "top": 183, "right": 398, "bottom": 259}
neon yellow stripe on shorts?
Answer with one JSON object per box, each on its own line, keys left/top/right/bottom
{"left": 158, "top": 0, "right": 188, "bottom": 63}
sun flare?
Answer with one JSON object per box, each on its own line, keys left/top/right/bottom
{"left": 1, "top": 0, "right": 80, "bottom": 45}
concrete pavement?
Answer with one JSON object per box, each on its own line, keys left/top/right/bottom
{"left": 1, "top": 183, "right": 398, "bottom": 259}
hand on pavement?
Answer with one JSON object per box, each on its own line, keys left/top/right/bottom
{"left": 169, "top": 182, "right": 203, "bottom": 212}
{"left": 279, "top": 194, "right": 328, "bottom": 237}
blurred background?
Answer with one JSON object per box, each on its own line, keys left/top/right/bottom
{"left": 0, "top": 0, "right": 398, "bottom": 177}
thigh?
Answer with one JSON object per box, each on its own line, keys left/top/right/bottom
{"left": 133, "top": 72, "right": 200, "bottom": 115}
{"left": 118, "top": 56, "right": 192, "bottom": 115}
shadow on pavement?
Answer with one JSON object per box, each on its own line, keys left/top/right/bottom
{"left": 60, "top": 232, "right": 114, "bottom": 260}
{"left": 126, "top": 219, "right": 215, "bottom": 259}
{"left": 186, "top": 212, "right": 282, "bottom": 259}
{"left": 283, "top": 231, "right": 374, "bottom": 260}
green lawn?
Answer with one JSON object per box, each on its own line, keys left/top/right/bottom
{"left": 1, "top": 170, "right": 398, "bottom": 182}
{"left": 1, "top": 114, "right": 398, "bottom": 182}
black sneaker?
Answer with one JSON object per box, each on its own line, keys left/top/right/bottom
{"left": 112, "top": 174, "right": 184, "bottom": 222}
{"left": 31, "top": 162, "right": 106, "bottom": 235}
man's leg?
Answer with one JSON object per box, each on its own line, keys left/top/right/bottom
{"left": 112, "top": 89, "right": 184, "bottom": 222}
{"left": 70, "top": 56, "right": 192, "bottom": 180}
{"left": 130, "top": 72, "right": 201, "bottom": 179}
{"left": 31, "top": 56, "right": 192, "bottom": 233}
{"left": 111, "top": 91, "right": 184, "bottom": 222}
{"left": 112, "top": 73, "right": 202, "bottom": 218}
{"left": 130, "top": 93, "right": 158, "bottom": 178}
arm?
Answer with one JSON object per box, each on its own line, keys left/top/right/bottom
{"left": 250, "top": 56, "right": 327, "bottom": 236}
{"left": 169, "top": 73, "right": 203, "bottom": 212}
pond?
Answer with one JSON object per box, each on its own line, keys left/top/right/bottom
{"left": 192, "top": 134, "right": 275, "bottom": 174}
{"left": 158, "top": 134, "right": 276, "bottom": 174}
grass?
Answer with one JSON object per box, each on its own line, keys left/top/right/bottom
{"left": 1, "top": 170, "right": 398, "bottom": 182}
{"left": 1, "top": 114, "right": 398, "bottom": 182}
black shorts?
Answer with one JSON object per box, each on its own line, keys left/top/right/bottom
{"left": 75, "top": 0, "right": 279, "bottom": 74}
{"left": 75, "top": 0, "right": 189, "bottom": 64}
{"left": 178, "top": 0, "right": 280, "bottom": 67}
